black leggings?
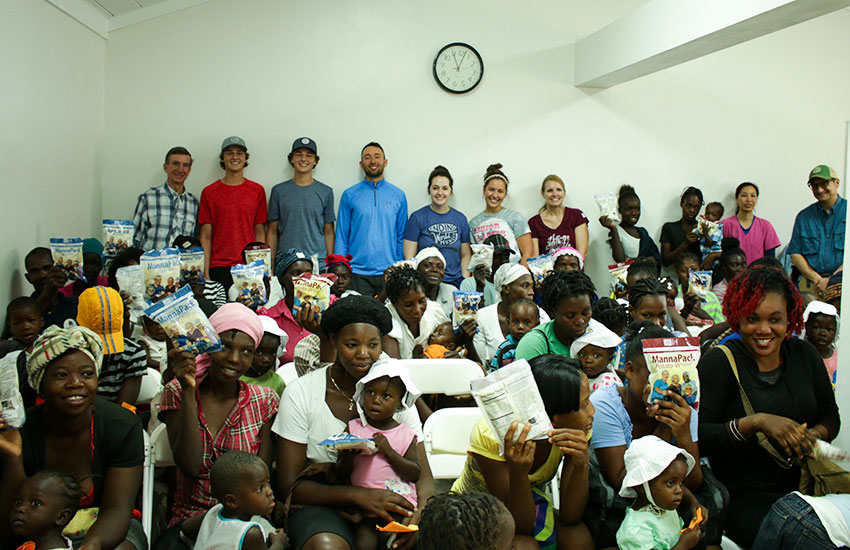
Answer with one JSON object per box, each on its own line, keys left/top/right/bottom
{"left": 725, "top": 490, "right": 786, "bottom": 549}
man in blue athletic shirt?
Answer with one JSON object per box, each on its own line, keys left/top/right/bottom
{"left": 335, "top": 142, "right": 407, "bottom": 296}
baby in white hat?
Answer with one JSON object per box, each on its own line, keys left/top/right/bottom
{"left": 616, "top": 435, "right": 706, "bottom": 550}
{"left": 569, "top": 320, "right": 623, "bottom": 392}
{"left": 339, "top": 359, "right": 422, "bottom": 549}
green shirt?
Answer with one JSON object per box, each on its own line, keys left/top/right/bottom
{"left": 515, "top": 320, "right": 571, "bottom": 360}
{"left": 240, "top": 369, "right": 286, "bottom": 396}
{"left": 678, "top": 284, "right": 725, "bottom": 324}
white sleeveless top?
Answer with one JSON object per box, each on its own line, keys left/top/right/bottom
{"left": 194, "top": 504, "right": 276, "bottom": 550}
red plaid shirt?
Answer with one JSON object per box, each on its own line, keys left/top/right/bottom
{"left": 160, "top": 378, "right": 279, "bottom": 524}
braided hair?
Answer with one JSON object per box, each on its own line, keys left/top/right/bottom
{"left": 627, "top": 256, "right": 660, "bottom": 282}
{"left": 723, "top": 265, "right": 803, "bottom": 334}
{"left": 385, "top": 266, "right": 427, "bottom": 304}
{"left": 628, "top": 278, "right": 667, "bottom": 312}
{"left": 539, "top": 270, "right": 596, "bottom": 313}
{"left": 30, "top": 470, "right": 83, "bottom": 517}
{"left": 593, "top": 297, "right": 628, "bottom": 334}
{"left": 624, "top": 322, "right": 673, "bottom": 362}
{"left": 418, "top": 492, "right": 509, "bottom": 550}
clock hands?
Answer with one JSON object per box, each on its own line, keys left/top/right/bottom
{"left": 451, "top": 51, "right": 461, "bottom": 71}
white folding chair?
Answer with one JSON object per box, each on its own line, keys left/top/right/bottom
{"left": 136, "top": 368, "right": 162, "bottom": 405}
{"left": 142, "top": 423, "right": 174, "bottom": 545}
{"left": 399, "top": 358, "right": 484, "bottom": 396}
{"left": 422, "top": 407, "right": 483, "bottom": 480}
{"left": 276, "top": 361, "right": 298, "bottom": 386}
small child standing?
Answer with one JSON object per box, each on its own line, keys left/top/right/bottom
{"left": 11, "top": 470, "right": 81, "bottom": 550}
{"left": 341, "top": 360, "right": 421, "bottom": 550}
{"left": 240, "top": 316, "right": 289, "bottom": 396}
{"left": 617, "top": 436, "right": 705, "bottom": 550}
{"left": 423, "top": 321, "right": 459, "bottom": 359}
{"left": 698, "top": 202, "right": 725, "bottom": 269}
{"left": 569, "top": 320, "right": 623, "bottom": 391}
{"left": 803, "top": 301, "right": 840, "bottom": 390}
{"left": 3, "top": 297, "right": 45, "bottom": 408}
{"left": 490, "top": 299, "right": 540, "bottom": 371}
{"left": 194, "top": 451, "right": 287, "bottom": 550}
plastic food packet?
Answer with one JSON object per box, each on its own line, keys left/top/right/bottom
{"left": 688, "top": 270, "right": 712, "bottom": 301}
{"left": 526, "top": 253, "right": 554, "bottom": 285}
{"left": 318, "top": 433, "right": 377, "bottom": 454}
{"left": 145, "top": 285, "right": 221, "bottom": 356}
{"left": 141, "top": 248, "right": 181, "bottom": 304}
{"left": 595, "top": 192, "right": 621, "bottom": 224}
{"left": 243, "top": 244, "right": 272, "bottom": 278}
{"left": 292, "top": 272, "right": 337, "bottom": 315}
{"left": 231, "top": 261, "right": 267, "bottom": 308}
{"left": 377, "top": 522, "right": 418, "bottom": 533}
{"left": 0, "top": 352, "right": 26, "bottom": 428}
{"left": 467, "top": 244, "right": 494, "bottom": 272}
{"left": 471, "top": 359, "right": 553, "bottom": 454}
{"left": 102, "top": 219, "right": 134, "bottom": 258}
{"left": 608, "top": 260, "right": 633, "bottom": 296}
{"left": 453, "top": 291, "right": 483, "bottom": 330}
{"left": 643, "top": 337, "right": 701, "bottom": 410}
{"left": 179, "top": 247, "right": 205, "bottom": 284}
{"left": 116, "top": 265, "right": 146, "bottom": 322}
{"left": 814, "top": 440, "right": 850, "bottom": 462}
{"left": 695, "top": 215, "right": 720, "bottom": 238}
{"left": 50, "top": 238, "right": 86, "bottom": 282}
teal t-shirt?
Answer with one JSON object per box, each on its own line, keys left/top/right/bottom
{"left": 616, "top": 507, "right": 683, "bottom": 550}
{"left": 515, "top": 320, "right": 571, "bottom": 360}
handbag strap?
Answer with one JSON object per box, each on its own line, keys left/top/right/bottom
{"left": 718, "top": 345, "right": 792, "bottom": 470}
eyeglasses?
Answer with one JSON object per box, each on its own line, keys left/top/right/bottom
{"left": 808, "top": 180, "right": 834, "bottom": 190}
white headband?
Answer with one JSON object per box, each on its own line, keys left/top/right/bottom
{"left": 493, "top": 264, "right": 530, "bottom": 293}
{"left": 413, "top": 247, "right": 446, "bottom": 269}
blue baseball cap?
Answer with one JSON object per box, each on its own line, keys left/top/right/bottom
{"left": 291, "top": 137, "right": 317, "bottom": 154}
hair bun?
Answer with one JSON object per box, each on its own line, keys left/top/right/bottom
{"left": 485, "top": 163, "right": 503, "bottom": 175}
{"left": 618, "top": 184, "right": 636, "bottom": 198}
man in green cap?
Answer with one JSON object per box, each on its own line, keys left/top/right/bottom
{"left": 788, "top": 164, "right": 845, "bottom": 295}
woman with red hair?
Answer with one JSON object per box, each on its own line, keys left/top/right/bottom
{"left": 698, "top": 266, "right": 839, "bottom": 548}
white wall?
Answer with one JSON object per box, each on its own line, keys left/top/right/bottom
{"left": 0, "top": 0, "right": 105, "bottom": 324}
{"left": 102, "top": 0, "right": 849, "bottom": 288}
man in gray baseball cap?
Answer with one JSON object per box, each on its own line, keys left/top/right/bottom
{"left": 267, "top": 137, "right": 336, "bottom": 260}
{"left": 198, "top": 136, "right": 268, "bottom": 289}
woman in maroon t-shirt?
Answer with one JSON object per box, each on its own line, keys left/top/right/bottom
{"left": 528, "top": 174, "right": 589, "bottom": 257}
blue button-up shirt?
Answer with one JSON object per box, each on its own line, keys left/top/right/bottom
{"left": 787, "top": 195, "right": 846, "bottom": 274}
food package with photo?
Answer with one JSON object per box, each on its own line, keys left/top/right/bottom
{"left": 231, "top": 260, "right": 267, "bottom": 309}
{"left": 145, "top": 285, "right": 221, "bottom": 355}
{"left": 49, "top": 238, "right": 86, "bottom": 282}
{"left": 644, "top": 336, "right": 701, "bottom": 410}
{"left": 179, "top": 247, "right": 205, "bottom": 284}
{"left": 140, "top": 247, "right": 181, "bottom": 304}
{"left": 102, "top": 219, "right": 134, "bottom": 258}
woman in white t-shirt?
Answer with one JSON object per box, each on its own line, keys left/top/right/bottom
{"left": 273, "top": 295, "right": 434, "bottom": 550}
{"left": 468, "top": 163, "right": 532, "bottom": 265}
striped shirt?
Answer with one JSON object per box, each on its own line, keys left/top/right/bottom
{"left": 132, "top": 183, "right": 200, "bottom": 251}
{"left": 97, "top": 337, "right": 147, "bottom": 402}
{"left": 159, "top": 377, "right": 279, "bottom": 525}
{"left": 202, "top": 280, "right": 226, "bottom": 307}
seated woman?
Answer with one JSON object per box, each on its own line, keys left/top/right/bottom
{"left": 381, "top": 266, "right": 451, "bottom": 359}
{"left": 698, "top": 265, "right": 839, "bottom": 548}
{"left": 413, "top": 247, "right": 457, "bottom": 318}
{"left": 0, "top": 325, "right": 145, "bottom": 550}
{"left": 598, "top": 184, "right": 661, "bottom": 264}
{"left": 451, "top": 355, "right": 596, "bottom": 550}
{"left": 274, "top": 295, "right": 435, "bottom": 550}
{"left": 258, "top": 248, "right": 314, "bottom": 364}
{"left": 474, "top": 264, "right": 550, "bottom": 364}
{"left": 528, "top": 174, "right": 589, "bottom": 258}
{"left": 711, "top": 238, "right": 747, "bottom": 303}
{"left": 587, "top": 323, "right": 723, "bottom": 549}
{"left": 160, "top": 303, "right": 279, "bottom": 526}
{"left": 515, "top": 270, "right": 595, "bottom": 360}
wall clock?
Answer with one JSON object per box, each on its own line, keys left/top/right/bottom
{"left": 433, "top": 42, "right": 483, "bottom": 94}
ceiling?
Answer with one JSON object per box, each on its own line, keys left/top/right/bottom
{"left": 84, "top": 0, "right": 169, "bottom": 17}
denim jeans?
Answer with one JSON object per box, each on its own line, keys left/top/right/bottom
{"left": 752, "top": 493, "right": 842, "bottom": 550}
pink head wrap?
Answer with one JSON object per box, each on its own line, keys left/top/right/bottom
{"left": 209, "top": 303, "right": 264, "bottom": 347}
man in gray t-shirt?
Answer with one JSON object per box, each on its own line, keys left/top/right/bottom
{"left": 267, "top": 137, "right": 336, "bottom": 259}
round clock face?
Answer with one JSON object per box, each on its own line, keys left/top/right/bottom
{"left": 433, "top": 42, "right": 483, "bottom": 94}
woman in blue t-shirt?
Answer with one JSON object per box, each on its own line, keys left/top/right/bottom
{"left": 403, "top": 165, "right": 472, "bottom": 287}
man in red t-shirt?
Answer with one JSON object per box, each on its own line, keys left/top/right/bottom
{"left": 199, "top": 136, "right": 268, "bottom": 289}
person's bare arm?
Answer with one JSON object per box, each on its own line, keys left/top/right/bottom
{"left": 516, "top": 233, "right": 533, "bottom": 266}
{"left": 373, "top": 433, "right": 419, "bottom": 483}
{"left": 459, "top": 243, "right": 472, "bottom": 278}
{"left": 162, "top": 349, "right": 202, "bottom": 477}
{"left": 257, "top": 420, "right": 275, "bottom": 469}
{"left": 791, "top": 253, "right": 828, "bottom": 293}
{"left": 199, "top": 224, "right": 213, "bottom": 277}
{"left": 78, "top": 465, "right": 142, "bottom": 550}
{"left": 600, "top": 217, "right": 625, "bottom": 262}
{"left": 595, "top": 444, "right": 627, "bottom": 491}
{"left": 323, "top": 222, "right": 335, "bottom": 256}
{"left": 402, "top": 240, "right": 418, "bottom": 260}
{"left": 254, "top": 224, "right": 265, "bottom": 244}
{"left": 267, "top": 221, "right": 279, "bottom": 259}
{"left": 529, "top": 236, "right": 539, "bottom": 258}
{"left": 116, "top": 375, "right": 142, "bottom": 407}
{"left": 0, "top": 425, "right": 25, "bottom": 545}
{"left": 382, "top": 335, "right": 401, "bottom": 359}
{"left": 573, "top": 223, "right": 589, "bottom": 258}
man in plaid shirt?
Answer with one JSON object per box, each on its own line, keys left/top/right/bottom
{"left": 132, "top": 146, "right": 200, "bottom": 251}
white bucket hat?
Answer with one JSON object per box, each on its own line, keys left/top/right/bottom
{"left": 620, "top": 435, "right": 695, "bottom": 502}
{"left": 353, "top": 358, "right": 421, "bottom": 423}
{"left": 569, "top": 318, "right": 623, "bottom": 357}
{"left": 802, "top": 301, "right": 840, "bottom": 343}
